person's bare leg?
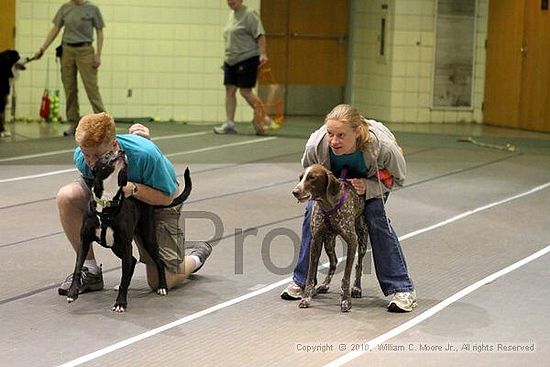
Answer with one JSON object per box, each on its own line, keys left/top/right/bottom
{"left": 239, "top": 88, "right": 268, "bottom": 132}
{"left": 56, "top": 181, "right": 96, "bottom": 260}
{"left": 145, "top": 257, "right": 196, "bottom": 290}
{"left": 239, "top": 87, "right": 263, "bottom": 112}
{"left": 225, "top": 85, "right": 237, "bottom": 122}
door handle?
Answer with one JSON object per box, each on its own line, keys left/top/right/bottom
{"left": 521, "top": 46, "right": 528, "bottom": 56}
{"left": 266, "top": 32, "right": 287, "bottom": 37}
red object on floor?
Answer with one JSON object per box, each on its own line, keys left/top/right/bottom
{"left": 39, "top": 89, "right": 50, "bottom": 120}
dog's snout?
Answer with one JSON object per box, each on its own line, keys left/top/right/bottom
{"left": 292, "top": 187, "right": 302, "bottom": 198}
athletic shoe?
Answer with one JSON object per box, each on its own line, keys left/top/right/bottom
{"left": 63, "top": 127, "right": 75, "bottom": 136}
{"left": 213, "top": 122, "right": 238, "bottom": 134}
{"left": 388, "top": 290, "right": 417, "bottom": 312}
{"left": 58, "top": 266, "right": 104, "bottom": 295}
{"left": 185, "top": 241, "right": 212, "bottom": 273}
{"left": 280, "top": 281, "right": 304, "bottom": 300}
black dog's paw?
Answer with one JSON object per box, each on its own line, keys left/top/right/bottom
{"left": 157, "top": 288, "right": 167, "bottom": 296}
{"left": 67, "top": 290, "right": 79, "bottom": 303}
{"left": 112, "top": 303, "right": 127, "bottom": 312}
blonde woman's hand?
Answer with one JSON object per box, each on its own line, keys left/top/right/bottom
{"left": 347, "top": 178, "right": 367, "bottom": 195}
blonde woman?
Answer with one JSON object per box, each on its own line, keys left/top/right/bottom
{"left": 281, "top": 104, "right": 416, "bottom": 312}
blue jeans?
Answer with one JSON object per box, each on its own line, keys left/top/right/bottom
{"left": 292, "top": 195, "right": 414, "bottom": 296}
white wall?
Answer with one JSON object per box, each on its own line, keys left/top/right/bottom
{"left": 14, "top": 0, "right": 489, "bottom": 125}
{"left": 350, "top": 0, "right": 489, "bottom": 124}
{"left": 14, "top": 0, "right": 261, "bottom": 123}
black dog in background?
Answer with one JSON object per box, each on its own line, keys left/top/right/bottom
{"left": 67, "top": 150, "right": 192, "bottom": 312}
{"left": 0, "top": 49, "right": 22, "bottom": 136}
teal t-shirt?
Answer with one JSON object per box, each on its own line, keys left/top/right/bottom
{"left": 74, "top": 134, "right": 177, "bottom": 196}
{"left": 329, "top": 150, "right": 368, "bottom": 179}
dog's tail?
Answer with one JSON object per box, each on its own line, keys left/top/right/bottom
{"left": 179, "top": 167, "right": 192, "bottom": 203}
{"left": 155, "top": 167, "right": 192, "bottom": 209}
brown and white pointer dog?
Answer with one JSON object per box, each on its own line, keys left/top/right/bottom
{"left": 292, "top": 164, "right": 368, "bottom": 312}
{"left": 67, "top": 150, "right": 191, "bottom": 312}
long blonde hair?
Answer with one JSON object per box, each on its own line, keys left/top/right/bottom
{"left": 325, "top": 104, "right": 371, "bottom": 150}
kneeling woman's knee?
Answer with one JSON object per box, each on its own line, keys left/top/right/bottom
{"left": 56, "top": 183, "right": 88, "bottom": 210}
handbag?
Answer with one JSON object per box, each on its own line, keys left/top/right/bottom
{"left": 55, "top": 45, "right": 63, "bottom": 58}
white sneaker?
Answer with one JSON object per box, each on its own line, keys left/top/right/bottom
{"left": 388, "top": 290, "right": 417, "bottom": 312}
{"left": 213, "top": 122, "right": 237, "bottom": 134}
{"left": 280, "top": 281, "right": 303, "bottom": 300}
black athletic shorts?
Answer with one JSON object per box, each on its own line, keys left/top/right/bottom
{"left": 223, "top": 56, "right": 260, "bottom": 88}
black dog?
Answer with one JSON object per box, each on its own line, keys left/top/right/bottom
{"left": 0, "top": 49, "right": 23, "bottom": 135}
{"left": 67, "top": 150, "right": 192, "bottom": 312}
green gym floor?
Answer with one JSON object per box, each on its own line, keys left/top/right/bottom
{"left": 1, "top": 117, "right": 549, "bottom": 367}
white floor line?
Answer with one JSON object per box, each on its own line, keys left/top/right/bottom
{"left": 323, "top": 244, "right": 550, "bottom": 367}
{"left": 0, "top": 131, "right": 210, "bottom": 163}
{"left": 0, "top": 135, "right": 277, "bottom": 183}
{"left": 56, "top": 181, "right": 550, "bottom": 367}
{"left": 150, "top": 131, "right": 210, "bottom": 141}
{"left": 0, "top": 168, "right": 77, "bottom": 183}
{"left": 57, "top": 278, "right": 292, "bottom": 367}
{"left": 165, "top": 136, "right": 277, "bottom": 158}
{"left": 0, "top": 149, "right": 76, "bottom": 163}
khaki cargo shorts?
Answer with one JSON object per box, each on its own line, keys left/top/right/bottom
{"left": 134, "top": 203, "right": 185, "bottom": 273}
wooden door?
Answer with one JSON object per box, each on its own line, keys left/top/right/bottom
{"left": 261, "top": 0, "right": 349, "bottom": 115}
{"left": 484, "top": 0, "right": 550, "bottom": 132}
{"left": 260, "top": 0, "right": 289, "bottom": 85}
{"left": 0, "top": 0, "right": 16, "bottom": 50}
{"left": 519, "top": 0, "right": 550, "bottom": 132}
{"left": 483, "top": 0, "right": 524, "bottom": 128}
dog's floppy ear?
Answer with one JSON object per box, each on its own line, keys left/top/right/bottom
{"left": 325, "top": 170, "right": 340, "bottom": 198}
{"left": 116, "top": 150, "right": 128, "bottom": 187}
{"left": 118, "top": 165, "right": 128, "bottom": 187}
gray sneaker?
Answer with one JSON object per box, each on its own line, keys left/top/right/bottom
{"left": 185, "top": 241, "right": 212, "bottom": 273}
{"left": 213, "top": 122, "right": 238, "bottom": 134}
{"left": 388, "top": 290, "right": 417, "bottom": 312}
{"left": 58, "top": 266, "right": 104, "bottom": 296}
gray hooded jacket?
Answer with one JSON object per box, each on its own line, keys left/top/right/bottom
{"left": 301, "top": 119, "right": 406, "bottom": 200}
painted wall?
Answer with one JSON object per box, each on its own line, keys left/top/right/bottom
{"left": 12, "top": 0, "right": 489, "bottom": 125}
{"left": 14, "top": 0, "right": 261, "bottom": 123}
{"left": 349, "top": 0, "right": 489, "bottom": 124}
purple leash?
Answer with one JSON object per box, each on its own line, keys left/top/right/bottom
{"left": 321, "top": 167, "right": 349, "bottom": 230}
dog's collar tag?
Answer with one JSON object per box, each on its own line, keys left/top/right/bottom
{"left": 92, "top": 191, "right": 114, "bottom": 208}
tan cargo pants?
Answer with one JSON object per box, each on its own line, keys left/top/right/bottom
{"left": 61, "top": 44, "right": 105, "bottom": 125}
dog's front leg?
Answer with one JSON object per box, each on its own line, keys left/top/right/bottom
{"left": 299, "top": 235, "right": 323, "bottom": 309}
{"left": 340, "top": 231, "right": 358, "bottom": 312}
{"left": 316, "top": 234, "right": 337, "bottom": 294}
{"left": 67, "top": 239, "right": 92, "bottom": 304}
{"left": 113, "top": 245, "right": 137, "bottom": 313}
